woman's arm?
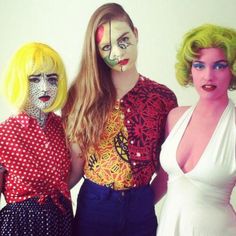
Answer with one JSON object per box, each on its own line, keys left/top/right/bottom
{"left": 0, "top": 165, "right": 5, "bottom": 197}
{"left": 69, "top": 143, "right": 85, "bottom": 189}
{"left": 151, "top": 106, "right": 189, "bottom": 204}
{"left": 151, "top": 167, "right": 168, "bottom": 204}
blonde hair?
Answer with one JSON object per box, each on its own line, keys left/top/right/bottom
{"left": 62, "top": 3, "right": 136, "bottom": 154}
{"left": 2, "top": 42, "right": 67, "bottom": 112}
{"left": 176, "top": 23, "right": 236, "bottom": 90}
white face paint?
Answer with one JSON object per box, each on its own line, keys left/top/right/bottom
{"left": 27, "top": 73, "right": 58, "bottom": 112}
{"left": 96, "top": 20, "right": 138, "bottom": 72}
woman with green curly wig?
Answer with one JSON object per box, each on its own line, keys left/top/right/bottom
{"left": 156, "top": 24, "right": 236, "bottom": 236}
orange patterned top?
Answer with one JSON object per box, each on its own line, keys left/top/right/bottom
{"left": 84, "top": 100, "right": 134, "bottom": 190}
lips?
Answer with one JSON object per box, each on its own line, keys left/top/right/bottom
{"left": 202, "top": 84, "right": 217, "bottom": 91}
{"left": 39, "top": 95, "right": 51, "bottom": 102}
{"left": 119, "top": 59, "right": 129, "bottom": 66}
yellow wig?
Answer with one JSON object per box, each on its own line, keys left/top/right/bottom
{"left": 2, "top": 42, "right": 67, "bottom": 112}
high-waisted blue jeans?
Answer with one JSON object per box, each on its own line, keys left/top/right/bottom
{"left": 73, "top": 179, "right": 157, "bottom": 236}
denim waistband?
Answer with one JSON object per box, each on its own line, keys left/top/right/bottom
{"left": 81, "top": 178, "right": 150, "bottom": 198}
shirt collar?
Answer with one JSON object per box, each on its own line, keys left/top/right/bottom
{"left": 15, "top": 113, "right": 31, "bottom": 129}
{"left": 15, "top": 112, "right": 54, "bottom": 129}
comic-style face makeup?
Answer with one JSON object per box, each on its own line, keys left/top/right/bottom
{"left": 96, "top": 20, "right": 138, "bottom": 72}
{"left": 191, "top": 48, "right": 232, "bottom": 101}
{"left": 27, "top": 73, "right": 58, "bottom": 111}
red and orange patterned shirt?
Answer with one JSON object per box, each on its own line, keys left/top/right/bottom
{"left": 84, "top": 75, "right": 177, "bottom": 189}
{"left": 0, "top": 113, "right": 71, "bottom": 207}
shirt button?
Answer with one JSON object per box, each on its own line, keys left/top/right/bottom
{"left": 127, "top": 120, "right": 130, "bottom": 124}
{"left": 130, "top": 140, "right": 134, "bottom": 144}
{"left": 120, "top": 99, "right": 124, "bottom": 103}
{"left": 127, "top": 108, "right": 131, "bottom": 112}
{"left": 136, "top": 152, "right": 141, "bottom": 157}
{"left": 121, "top": 191, "right": 125, "bottom": 196}
{"left": 132, "top": 162, "right": 136, "bottom": 166}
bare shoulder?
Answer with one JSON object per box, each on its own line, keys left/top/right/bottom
{"left": 168, "top": 106, "right": 190, "bottom": 120}
{"left": 165, "top": 106, "right": 190, "bottom": 136}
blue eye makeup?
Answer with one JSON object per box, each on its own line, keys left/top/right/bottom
{"left": 28, "top": 73, "right": 58, "bottom": 86}
{"left": 192, "top": 62, "right": 205, "bottom": 70}
{"left": 192, "top": 60, "right": 229, "bottom": 71}
{"left": 47, "top": 74, "right": 58, "bottom": 86}
{"left": 28, "top": 75, "right": 41, "bottom": 83}
{"left": 213, "top": 62, "right": 229, "bottom": 70}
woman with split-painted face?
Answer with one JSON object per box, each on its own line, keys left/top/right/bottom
{"left": 0, "top": 42, "right": 73, "bottom": 236}
{"left": 62, "top": 3, "right": 177, "bottom": 236}
{"left": 155, "top": 24, "right": 236, "bottom": 236}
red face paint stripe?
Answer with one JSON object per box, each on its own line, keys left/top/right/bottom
{"left": 96, "top": 25, "right": 104, "bottom": 43}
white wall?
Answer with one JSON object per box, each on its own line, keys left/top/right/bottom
{"left": 1, "top": 0, "right": 236, "bottom": 217}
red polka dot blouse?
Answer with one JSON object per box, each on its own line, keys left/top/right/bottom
{"left": 0, "top": 112, "right": 71, "bottom": 207}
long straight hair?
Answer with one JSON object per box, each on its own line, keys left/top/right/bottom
{"left": 62, "top": 3, "right": 136, "bottom": 154}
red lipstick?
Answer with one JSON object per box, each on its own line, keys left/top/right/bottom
{"left": 119, "top": 59, "right": 129, "bottom": 66}
{"left": 202, "top": 84, "right": 217, "bottom": 91}
{"left": 39, "top": 96, "right": 50, "bottom": 102}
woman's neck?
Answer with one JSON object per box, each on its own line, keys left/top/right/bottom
{"left": 24, "top": 106, "right": 48, "bottom": 128}
{"left": 196, "top": 96, "right": 229, "bottom": 116}
{"left": 112, "top": 67, "right": 139, "bottom": 99}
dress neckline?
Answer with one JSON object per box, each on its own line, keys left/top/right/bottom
{"left": 175, "top": 100, "right": 232, "bottom": 175}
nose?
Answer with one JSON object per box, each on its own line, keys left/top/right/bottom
{"left": 203, "top": 67, "right": 214, "bottom": 81}
{"left": 109, "top": 45, "right": 123, "bottom": 61}
{"left": 40, "top": 75, "right": 49, "bottom": 92}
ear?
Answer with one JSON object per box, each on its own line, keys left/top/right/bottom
{"left": 133, "top": 27, "right": 139, "bottom": 42}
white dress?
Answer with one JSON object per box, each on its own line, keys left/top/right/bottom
{"left": 158, "top": 100, "right": 236, "bottom": 236}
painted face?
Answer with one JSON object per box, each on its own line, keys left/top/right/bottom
{"left": 28, "top": 73, "right": 58, "bottom": 111}
{"left": 191, "top": 48, "right": 232, "bottom": 101}
{"left": 96, "top": 20, "right": 138, "bottom": 72}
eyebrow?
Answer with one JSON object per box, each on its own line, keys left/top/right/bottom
{"left": 193, "top": 59, "right": 228, "bottom": 63}
{"left": 214, "top": 60, "right": 228, "bottom": 64}
{"left": 117, "top": 32, "right": 129, "bottom": 41}
{"left": 29, "top": 73, "right": 58, "bottom": 78}
{"left": 98, "top": 32, "right": 130, "bottom": 47}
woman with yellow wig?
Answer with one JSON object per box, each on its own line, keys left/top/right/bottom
{"left": 0, "top": 42, "right": 73, "bottom": 235}
{"left": 156, "top": 24, "right": 236, "bottom": 235}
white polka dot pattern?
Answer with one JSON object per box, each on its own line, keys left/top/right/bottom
{"left": 0, "top": 196, "right": 73, "bottom": 235}
{"left": 0, "top": 112, "right": 71, "bottom": 207}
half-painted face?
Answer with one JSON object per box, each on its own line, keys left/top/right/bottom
{"left": 96, "top": 20, "right": 138, "bottom": 72}
{"left": 191, "top": 48, "right": 232, "bottom": 101}
{"left": 27, "top": 73, "right": 58, "bottom": 111}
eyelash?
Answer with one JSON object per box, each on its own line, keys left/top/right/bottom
{"left": 102, "top": 45, "right": 111, "bottom": 51}
{"left": 119, "top": 36, "right": 129, "bottom": 43}
{"left": 192, "top": 63, "right": 204, "bottom": 70}
{"left": 214, "top": 64, "right": 228, "bottom": 70}
{"left": 29, "top": 77, "right": 40, "bottom": 83}
{"left": 29, "top": 76, "right": 58, "bottom": 85}
{"left": 48, "top": 77, "right": 58, "bottom": 85}
{"left": 192, "top": 63, "right": 229, "bottom": 70}
{"left": 101, "top": 37, "right": 130, "bottom": 51}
